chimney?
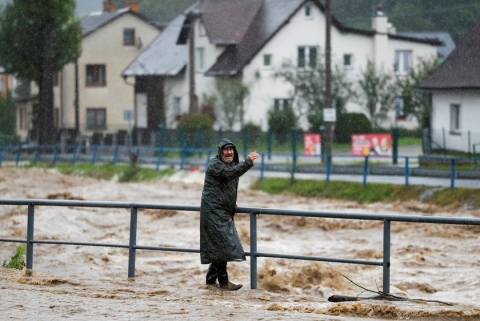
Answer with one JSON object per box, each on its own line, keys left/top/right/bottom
{"left": 372, "top": 4, "right": 388, "bottom": 33}
{"left": 125, "top": 1, "right": 140, "bottom": 13}
{"left": 103, "top": 0, "right": 116, "bottom": 12}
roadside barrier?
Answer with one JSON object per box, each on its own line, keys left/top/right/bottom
{"left": 1, "top": 199, "right": 479, "bottom": 293}
{"left": 0, "top": 145, "right": 478, "bottom": 189}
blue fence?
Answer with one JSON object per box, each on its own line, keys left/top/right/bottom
{"left": 1, "top": 199, "right": 479, "bottom": 293}
{"left": 0, "top": 144, "right": 479, "bottom": 190}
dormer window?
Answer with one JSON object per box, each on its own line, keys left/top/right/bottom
{"left": 123, "top": 28, "right": 135, "bottom": 46}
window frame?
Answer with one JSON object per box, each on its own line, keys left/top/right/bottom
{"left": 298, "top": 46, "right": 318, "bottom": 69}
{"left": 263, "top": 54, "right": 273, "bottom": 69}
{"left": 123, "top": 28, "right": 135, "bottom": 46}
{"left": 450, "top": 103, "right": 461, "bottom": 134}
{"left": 304, "top": 3, "right": 313, "bottom": 19}
{"left": 394, "top": 50, "right": 412, "bottom": 75}
{"left": 343, "top": 53, "right": 354, "bottom": 70}
{"left": 86, "top": 108, "right": 107, "bottom": 130}
{"left": 196, "top": 47, "right": 205, "bottom": 71}
{"left": 86, "top": 64, "right": 106, "bottom": 87}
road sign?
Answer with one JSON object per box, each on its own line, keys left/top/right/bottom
{"left": 324, "top": 108, "right": 336, "bottom": 122}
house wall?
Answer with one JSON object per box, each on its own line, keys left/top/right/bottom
{"left": 59, "top": 13, "right": 159, "bottom": 137}
{"left": 193, "top": 2, "right": 438, "bottom": 131}
{"left": 431, "top": 90, "right": 480, "bottom": 152}
{"left": 164, "top": 73, "right": 189, "bottom": 127}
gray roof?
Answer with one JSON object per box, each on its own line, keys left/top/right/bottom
{"left": 122, "top": 3, "right": 199, "bottom": 76}
{"left": 400, "top": 32, "right": 455, "bottom": 59}
{"left": 419, "top": 19, "right": 480, "bottom": 90}
{"left": 81, "top": 8, "right": 155, "bottom": 37}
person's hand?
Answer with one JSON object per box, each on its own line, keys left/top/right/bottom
{"left": 248, "top": 151, "right": 260, "bottom": 162}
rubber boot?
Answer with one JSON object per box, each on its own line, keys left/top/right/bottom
{"left": 206, "top": 263, "right": 217, "bottom": 285}
{"left": 217, "top": 262, "right": 242, "bottom": 291}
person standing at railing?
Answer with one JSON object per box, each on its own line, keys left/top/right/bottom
{"left": 200, "top": 138, "right": 259, "bottom": 291}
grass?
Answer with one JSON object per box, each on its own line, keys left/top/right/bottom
{"left": 22, "top": 161, "right": 175, "bottom": 182}
{"left": 252, "top": 177, "right": 480, "bottom": 209}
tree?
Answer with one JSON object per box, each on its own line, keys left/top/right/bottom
{"left": 356, "top": 60, "right": 396, "bottom": 129}
{"left": 212, "top": 76, "right": 250, "bottom": 130}
{"left": 0, "top": 91, "right": 16, "bottom": 136}
{"left": 394, "top": 57, "right": 438, "bottom": 128}
{"left": 274, "top": 57, "right": 354, "bottom": 132}
{"left": 0, "top": 0, "right": 81, "bottom": 145}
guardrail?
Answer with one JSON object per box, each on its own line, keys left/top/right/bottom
{"left": 0, "top": 144, "right": 478, "bottom": 189}
{"left": 1, "top": 199, "right": 480, "bottom": 293}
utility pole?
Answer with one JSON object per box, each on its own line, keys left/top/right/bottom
{"left": 187, "top": 12, "right": 198, "bottom": 113}
{"left": 324, "top": 0, "right": 333, "bottom": 156}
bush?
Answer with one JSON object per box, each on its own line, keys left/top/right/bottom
{"left": 267, "top": 103, "right": 296, "bottom": 144}
{"left": 177, "top": 113, "right": 214, "bottom": 132}
{"left": 243, "top": 122, "right": 262, "bottom": 143}
{"left": 2, "top": 245, "right": 25, "bottom": 270}
{"left": 334, "top": 112, "right": 372, "bottom": 143}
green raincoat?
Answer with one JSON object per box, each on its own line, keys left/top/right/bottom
{"left": 200, "top": 138, "right": 254, "bottom": 264}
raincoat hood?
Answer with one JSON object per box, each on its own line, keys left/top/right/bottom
{"left": 218, "top": 138, "right": 239, "bottom": 165}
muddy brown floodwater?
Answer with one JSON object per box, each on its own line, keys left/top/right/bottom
{"left": 1, "top": 167, "right": 480, "bottom": 320}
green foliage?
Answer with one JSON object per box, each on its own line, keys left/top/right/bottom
{"left": 2, "top": 245, "right": 25, "bottom": 270}
{"left": 334, "top": 112, "right": 372, "bottom": 143}
{"left": 267, "top": 101, "right": 296, "bottom": 144}
{"left": 212, "top": 77, "right": 250, "bottom": 129}
{"left": 243, "top": 122, "right": 262, "bottom": 143}
{"left": 29, "top": 162, "right": 174, "bottom": 182}
{"left": 0, "top": 91, "right": 16, "bottom": 136}
{"left": 274, "top": 57, "right": 354, "bottom": 131}
{"left": 331, "top": 0, "right": 480, "bottom": 45}
{"left": 0, "top": 0, "right": 82, "bottom": 145}
{"left": 177, "top": 112, "right": 214, "bottom": 132}
{"left": 394, "top": 57, "right": 438, "bottom": 128}
{"left": 252, "top": 178, "right": 480, "bottom": 209}
{"left": 356, "top": 60, "right": 396, "bottom": 129}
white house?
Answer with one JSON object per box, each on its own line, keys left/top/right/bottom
{"left": 124, "top": 0, "right": 440, "bottom": 132}
{"left": 15, "top": 0, "right": 161, "bottom": 144}
{"left": 419, "top": 19, "right": 480, "bottom": 153}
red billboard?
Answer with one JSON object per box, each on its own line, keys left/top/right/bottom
{"left": 304, "top": 133, "right": 321, "bottom": 156}
{"left": 351, "top": 133, "right": 392, "bottom": 156}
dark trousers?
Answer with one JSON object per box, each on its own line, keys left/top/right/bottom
{"left": 206, "top": 262, "right": 228, "bottom": 286}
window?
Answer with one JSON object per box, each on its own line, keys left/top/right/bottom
{"left": 263, "top": 54, "right": 272, "bottom": 68}
{"left": 87, "top": 108, "right": 106, "bottom": 130}
{"left": 54, "top": 72, "right": 59, "bottom": 87}
{"left": 304, "top": 4, "right": 312, "bottom": 18}
{"left": 394, "top": 50, "right": 411, "bottom": 74}
{"left": 343, "top": 54, "right": 354, "bottom": 69}
{"left": 196, "top": 47, "right": 205, "bottom": 70}
{"left": 450, "top": 104, "right": 461, "bottom": 133}
{"left": 274, "top": 98, "right": 292, "bottom": 109}
{"left": 86, "top": 65, "right": 106, "bottom": 86}
{"left": 298, "top": 46, "right": 317, "bottom": 68}
{"left": 174, "top": 97, "right": 182, "bottom": 116}
{"left": 123, "top": 28, "right": 135, "bottom": 46}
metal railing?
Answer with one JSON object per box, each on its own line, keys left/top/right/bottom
{"left": 1, "top": 199, "right": 480, "bottom": 293}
